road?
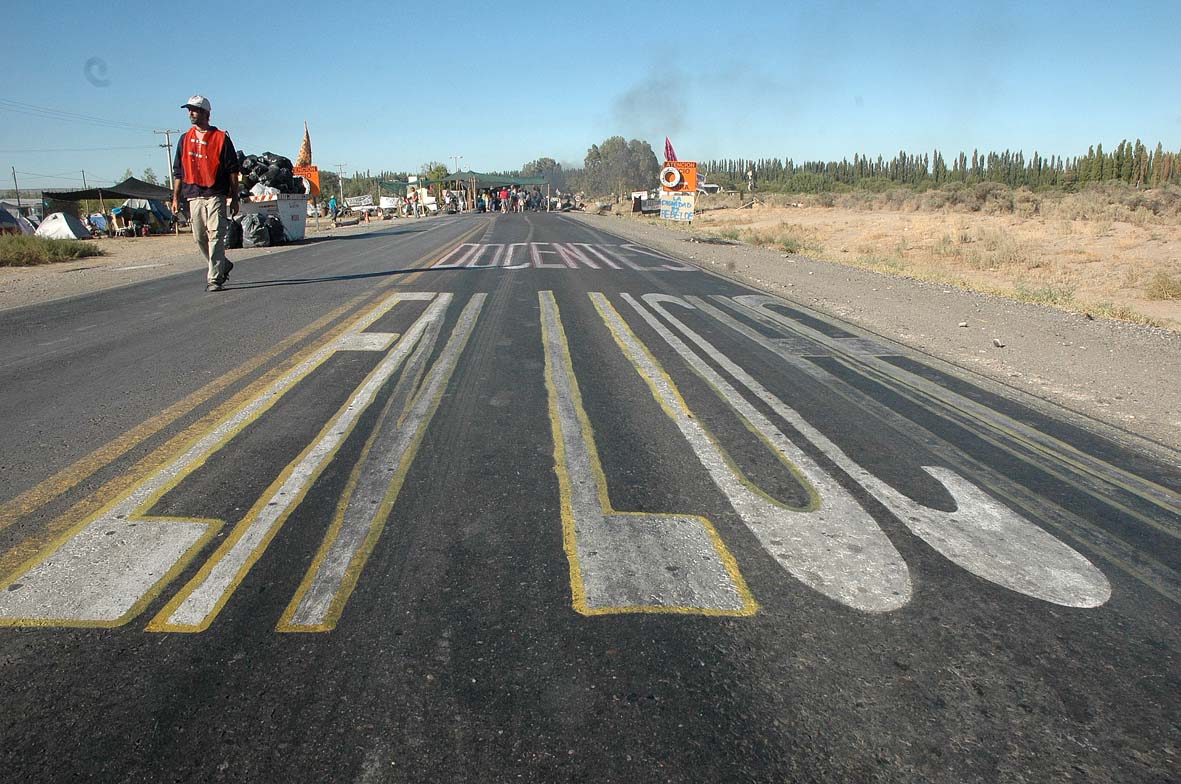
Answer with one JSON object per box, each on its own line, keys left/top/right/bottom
{"left": 0, "top": 213, "right": 1177, "bottom": 783}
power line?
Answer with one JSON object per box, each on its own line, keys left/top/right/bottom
{"left": 0, "top": 98, "right": 156, "bottom": 133}
{"left": 12, "top": 170, "right": 118, "bottom": 185}
{"left": 0, "top": 145, "right": 158, "bottom": 154}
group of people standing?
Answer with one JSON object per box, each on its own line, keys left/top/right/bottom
{"left": 476, "top": 186, "right": 545, "bottom": 214}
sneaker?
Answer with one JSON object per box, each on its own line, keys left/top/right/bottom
{"left": 206, "top": 282, "right": 223, "bottom": 292}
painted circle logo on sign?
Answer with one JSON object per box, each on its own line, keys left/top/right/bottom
{"left": 660, "top": 166, "right": 683, "bottom": 189}
{"left": 660, "top": 161, "right": 698, "bottom": 193}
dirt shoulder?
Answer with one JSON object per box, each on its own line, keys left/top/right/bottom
{"left": 570, "top": 212, "right": 1181, "bottom": 455}
{"left": 0, "top": 215, "right": 385, "bottom": 310}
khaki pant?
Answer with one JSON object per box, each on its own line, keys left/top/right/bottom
{"left": 188, "top": 196, "right": 230, "bottom": 284}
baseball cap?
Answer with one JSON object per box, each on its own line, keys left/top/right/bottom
{"left": 181, "top": 95, "right": 211, "bottom": 113}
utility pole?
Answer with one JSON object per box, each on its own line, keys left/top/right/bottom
{"left": 451, "top": 155, "right": 462, "bottom": 174}
{"left": 82, "top": 171, "right": 88, "bottom": 188}
{"left": 334, "top": 163, "right": 347, "bottom": 203}
{"left": 11, "top": 167, "right": 20, "bottom": 209}
{"left": 154, "top": 129, "right": 181, "bottom": 190}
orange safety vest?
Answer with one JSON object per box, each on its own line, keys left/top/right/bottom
{"left": 180, "top": 127, "right": 226, "bottom": 188}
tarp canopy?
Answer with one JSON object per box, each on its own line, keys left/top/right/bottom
{"left": 376, "top": 179, "right": 409, "bottom": 193}
{"left": 41, "top": 176, "right": 173, "bottom": 202}
{"left": 424, "top": 170, "right": 549, "bottom": 187}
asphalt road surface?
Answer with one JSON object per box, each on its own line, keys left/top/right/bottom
{"left": 0, "top": 213, "right": 1177, "bottom": 783}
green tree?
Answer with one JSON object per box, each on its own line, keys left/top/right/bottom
{"left": 122, "top": 168, "right": 134, "bottom": 182}
{"left": 142, "top": 168, "right": 159, "bottom": 185}
{"left": 581, "top": 136, "right": 659, "bottom": 197}
{"left": 421, "top": 161, "right": 450, "bottom": 182}
{"left": 522, "top": 157, "right": 567, "bottom": 191}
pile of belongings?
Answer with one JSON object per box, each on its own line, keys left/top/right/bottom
{"left": 227, "top": 212, "right": 285, "bottom": 249}
{"left": 237, "top": 151, "right": 307, "bottom": 200}
{"left": 111, "top": 199, "right": 173, "bottom": 235}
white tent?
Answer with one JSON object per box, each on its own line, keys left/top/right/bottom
{"left": 15, "top": 214, "right": 35, "bottom": 235}
{"left": 35, "top": 212, "right": 91, "bottom": 240}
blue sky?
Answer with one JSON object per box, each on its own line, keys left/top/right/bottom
{"left": 4, "top": 0, "right": 1179, "bottom": 189}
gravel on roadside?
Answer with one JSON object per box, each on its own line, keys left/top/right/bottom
{"left": 569, "top": 212, "right": 1181, "bottom": 456}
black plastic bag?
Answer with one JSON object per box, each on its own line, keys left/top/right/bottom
{"left": 226, "top": 216, "right": 243, "bottom": 249}
{"left": 240, "top": 213, "right": 270, "bottom": 248}
{"left": 264, "top": 214, "right": 286, "bottom": 246}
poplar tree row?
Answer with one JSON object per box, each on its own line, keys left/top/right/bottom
{"left": 704, "top": 140, "right": 1180, "bottom": 192}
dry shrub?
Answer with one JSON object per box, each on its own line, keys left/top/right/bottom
{"left": 882, "top": 189, "right": 909, "bottom": 210}
{"left": 934, "top": 234, "right": 958, "bottom": 256}
{"left": 1014, "top": 188, "right": 1040, "bottom": 217}
{"left": 1145, "top": 271, "right": 1181, "bottom": 300}
{"left": 975, "top": 182, "right": 1014, "bottom": 214}
{"left": 740, "top": 222, "right": 819, "bottom": 253}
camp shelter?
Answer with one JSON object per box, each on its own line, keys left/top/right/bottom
{"left": 40, "top": 176, "right": 175, "bottom": 219}
{"left": 41, "top": 176, "right": 173, "bottom": 203}
{"left": 35, "top": 212, "right": 90, "bottom": 240}
{"left": 0, "top": 209, "right": 20, "bottom": 236}
{"left": 116, "top": 198, "right": 173, "bottom": 230}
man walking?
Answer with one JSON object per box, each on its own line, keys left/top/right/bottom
{"left": 171, "top": 95, "right": 240, "bottom": 292}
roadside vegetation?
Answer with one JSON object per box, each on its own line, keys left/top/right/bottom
{"left": 1145, "top": 271, "right": 1181, "bottom": 301}
{"left": 0, "top": 235, "right": 105, "bottom": 266}
{"left": 624, "top": 178, "right": 1181, "bottom": 330}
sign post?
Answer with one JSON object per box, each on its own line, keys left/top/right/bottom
{"left": 659, "top": 160, "right": 697, "bottom": 222}
{"left": 294, "top": 165, "right": 320, "bottom": 230}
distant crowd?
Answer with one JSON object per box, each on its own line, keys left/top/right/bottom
{"left": 476, "top": 186, "right": 546, "bottom": 213}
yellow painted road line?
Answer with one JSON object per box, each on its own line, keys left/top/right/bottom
{"left": 540, "top": 291, "right": 756, "bottom": 616}
{"left": 592, "top": 292, "right": 913, "bottom": 613}
{"left": 0, "top": 224, "right": 483, "bottom": 582}
{"left": 0, "top": 293, "right": 435, "bottom": 628}
{"left": 632, "top": 293, "right": 1110, "bottom": 609}
{"left": 731, "top": 294, "right": 1181, "bottom": 524}
{"left": 144, "top": 294, "right": 446, "bottom": 633}
{"left": 0, "top": 219, "right": 484, "bottom": 533}
{"left": 694, "top": 294, "right": 1180, "bottom": 606}
{"left": 0, "top": 293, "right": 371, "bottom": 529}
{"left": 278, "top": 294, "right": 486, "bottom": 632}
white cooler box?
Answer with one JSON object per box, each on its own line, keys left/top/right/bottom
{"left": 238, "top": 193, "right": 309, "bottom": 241}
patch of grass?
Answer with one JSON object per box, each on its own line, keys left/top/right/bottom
{"left": 0, "top": 235, "right": 105, "bottom": 266}
{"left": 855, "top": 255, "right": 908, "bottom": 272}
{"left": 717, "top": 228, "right": 741, "bottom": 241}
{"left": 934, "top": 234, "right": 958, "bottom": 256}
{"left": 1086, "top": 301, "right": 1161, "bottom": 326}
{"left": 1144, "top": 271, "right": 1181, "bottom": 300}
{"left": 741, "top": 222, "right": 816, "bottom": 254}
{"left": 1090, "top": 217, "right": 1114, "bottom": 237}
{"left": 1013, "top": 281, "right": 1077, "bottom": 307}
